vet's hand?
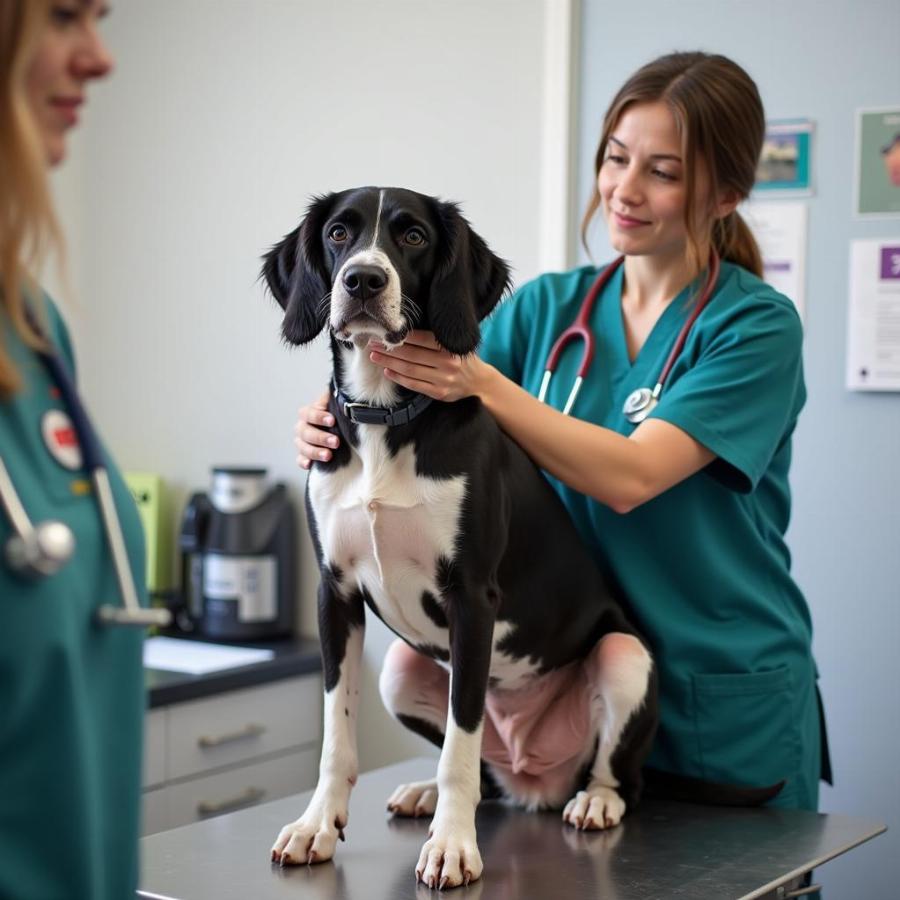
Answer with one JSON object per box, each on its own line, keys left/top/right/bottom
{"left": 295, "top": 390, "right": 339, "bottom": 470}
{"left": 369, "top": 330, "right": 487, "bottom": 402}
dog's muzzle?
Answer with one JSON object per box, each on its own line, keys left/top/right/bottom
{"left": 331, "top": 253, "right": 406, "bottom": 344}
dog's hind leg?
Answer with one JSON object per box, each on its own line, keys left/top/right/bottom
{"left": 562, "top": 632, "right": 655, "bottom": 830}
{"left": 271, "top": 578, "right": 365, "bottom": 865}
{"left": 379, "top": 639, "right": 447, "bottom": 816}
{"left": 380, "top": 639, "right": 505, "bottom": 818}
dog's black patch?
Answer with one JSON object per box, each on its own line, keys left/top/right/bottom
{"left": 416, "top": 642, "right": 450, "bottom": 663}
{"left": 397, "top": 713, "right": 445, "bottom": 749}
{"left": 420, "top": 591, "right": 448, "bottom": 629}
{"left": 318, "top": 576, "right": 365, "bottom": 693}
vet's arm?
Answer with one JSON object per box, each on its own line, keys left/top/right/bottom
{"left": 295, "top": 389, "right": 339, "bottom": 469}
{"left": 477, "top": 366, "right": 714, "bottom": 513}
{"left": 371, "top": 335, "right": 714, "bottom": 514}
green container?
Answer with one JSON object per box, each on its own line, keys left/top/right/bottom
{"left": 124, "top": 472, "right": 174, "bottom": 594}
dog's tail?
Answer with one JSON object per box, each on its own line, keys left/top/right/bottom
{"left": 642, "top": 767, "right": 785, "bottom": 807}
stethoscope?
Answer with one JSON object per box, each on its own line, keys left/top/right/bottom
{"left": 537, "top": 250, "right": 720, "bottom": 422}
{"left": 0, "top": 315, "right": 171, "bottom": 629}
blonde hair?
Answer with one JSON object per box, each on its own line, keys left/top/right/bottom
{"left": 581, "top": 51, "right": 764, "bottom": 278}
{"left": 0, "top": 0, "right": 62, "bottom": 398}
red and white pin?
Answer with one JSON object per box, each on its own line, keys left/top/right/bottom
{"left": 41, "top": 409, "right": 83, "bottom": 471}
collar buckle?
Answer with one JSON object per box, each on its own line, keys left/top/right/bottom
{"left": 341, "top": 400, "right": 366, "bottom": 420}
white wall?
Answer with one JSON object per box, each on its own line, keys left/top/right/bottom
{"left": 52, "top": 0, "right": 562, "bottom": 771}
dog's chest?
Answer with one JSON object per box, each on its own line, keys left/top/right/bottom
{"left": 310, "top": 429, "right": 465, "bottom": 647}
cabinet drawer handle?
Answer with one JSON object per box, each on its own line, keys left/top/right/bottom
{"left": 196, "top": 786, "right": 266, "bottom": 817}
{"left": 197, "top": 723, "right": 266, "bottom": 748}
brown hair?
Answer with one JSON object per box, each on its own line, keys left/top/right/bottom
{"left": 0, "top": 0, "right": 61, "bottom": 398}
{"left": 581, "top": 51, "right": 764, "bottom": 278}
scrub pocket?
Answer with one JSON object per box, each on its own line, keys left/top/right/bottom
{"left": 692, "top": 666, "right": 801, "bottom": 790}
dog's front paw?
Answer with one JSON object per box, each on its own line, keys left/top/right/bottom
{"left": 562, "top": 785, "right": 626, "bottom": 830}
{"left": 270, "top": 807, "right": 348, "bottom": 866}
{"left": 386, "top": 778, "right": 438, "bottom": 817}
{"left": 415, "top": 825, "right": 483, "bottom": 890}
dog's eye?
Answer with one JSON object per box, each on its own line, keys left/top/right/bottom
{"left": 328, "top": 224, "right": 348, "bottom": 243}
{"left": 403, "top": 227, "right": 427, "bottom": 247}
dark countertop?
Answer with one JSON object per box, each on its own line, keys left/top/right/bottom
{"left": 145, "top": 636, "right": 322, "bottom": 709}
{"left": 139, "top": 757, "right": 887, "bottom": 900}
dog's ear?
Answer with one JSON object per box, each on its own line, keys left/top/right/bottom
{"left": 260, "top": 193, "right": 336, "bottom": 345}
{"left": 428, "top": 201, "right": 512, "bottom": 356}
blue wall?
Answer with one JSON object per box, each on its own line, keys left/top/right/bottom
{"left": 577, "top": 1, "right": 899, "bottom": 893}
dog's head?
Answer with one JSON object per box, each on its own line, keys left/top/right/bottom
{"left": 261, "top": 187, "right": 511, "bottom": 355}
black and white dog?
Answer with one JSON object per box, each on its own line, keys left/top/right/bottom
{"left": 262, "top": 187, "right": 658, "bottom": 889}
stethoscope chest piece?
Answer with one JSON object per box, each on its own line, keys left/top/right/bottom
{"left": 623, "top": 387, "right": 658, "bottom": 424}
{"left": 4, "top": 518, "right": 75, "bottom": 579}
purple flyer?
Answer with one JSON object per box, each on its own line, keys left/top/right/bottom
{"left": 880, "top": 245, "right": 900, "bottom": 280}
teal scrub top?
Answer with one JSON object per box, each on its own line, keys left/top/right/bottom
{"left": 0, "top": 298, "right": 145, "bottom": 900}
{"left": 481, "top": 260, "right": 822, "bottom": 811}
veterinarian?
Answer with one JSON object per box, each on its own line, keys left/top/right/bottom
{"left": 0, "top": 3, "right": 150, "bottom": 899}
{"left": 296, "top": 51, "right": 830, "bottom": 814}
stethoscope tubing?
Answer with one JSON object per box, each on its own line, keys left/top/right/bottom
{"left": 537, "top": 258, "right": 616, "bottom": 414}
{"left": 538, "top": 251, "right": 720, "bottom": 417}
{"left": 38, "top": 344, "right": 106, "bottom": 471}
{"left": 0, "top": 455, "right": 39, "bottom": 542}
{"left": 652, "top": 250, "right": 720, "bottom": 394}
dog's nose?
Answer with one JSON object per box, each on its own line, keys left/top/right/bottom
{"left": 342, "top": 265, "right": 388, "bottom": 301}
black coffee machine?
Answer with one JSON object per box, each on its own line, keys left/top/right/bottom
{"left": 179, "top": 467, "right": 296, "bottom": 641}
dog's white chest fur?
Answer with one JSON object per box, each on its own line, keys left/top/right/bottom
{"left": 310, "top": 428, "right": 465, "bottom": 649}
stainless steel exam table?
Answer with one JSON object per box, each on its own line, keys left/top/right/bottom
{"left": 138, "top": 756, "right": 886, "bottom": 899}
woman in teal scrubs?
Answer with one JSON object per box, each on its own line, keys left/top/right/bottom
{"left": 0, "top": 3, "right": 146, "bottom": 898}
{"left": 296, "top": 52, "right": 829, "bottom": 812}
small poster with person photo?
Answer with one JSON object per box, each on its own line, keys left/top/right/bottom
{"left": 855, "top": 108, "right": 900, "bottom": 216}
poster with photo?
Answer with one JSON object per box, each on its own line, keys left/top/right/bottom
{"left": 755, "top": 119, "right": 814, "bottom": 195}
{"left": 855, "top": 108, "right": 900, "bottom": 216}
{"left": 846, "top": 239, "right": 900, "bottom": 391}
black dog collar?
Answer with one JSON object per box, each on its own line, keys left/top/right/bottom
{"left": 333, "top": 387, "right": 433, "bottom": 427}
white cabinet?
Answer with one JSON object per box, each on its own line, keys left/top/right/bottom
{"left": 142, "top": 674, "right": 321, "bottom": 834}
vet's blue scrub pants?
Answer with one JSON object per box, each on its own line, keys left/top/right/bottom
{"left": 480, "top": 260, "right": 829, "bottom": 810}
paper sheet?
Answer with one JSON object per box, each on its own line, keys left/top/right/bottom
{"left": 143, "top": 636, "right": 275, "bottom": 675}
{"left": 742, "top": 200, "right": 808, "bottom": 319}
{"left": 846, "top": 239, "right": 900, "bottom": 391}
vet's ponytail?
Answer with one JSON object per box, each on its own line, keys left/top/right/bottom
{"left": 713, "top": 210, "right": 763, "bottom": 278}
